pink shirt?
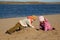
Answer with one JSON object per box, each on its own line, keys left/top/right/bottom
{"left": 44, "top": 19, "right": 52, "bottom": 31}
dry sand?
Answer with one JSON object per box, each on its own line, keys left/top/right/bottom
{"left": 0, "top": 14, "right": 60, "bottom": 40}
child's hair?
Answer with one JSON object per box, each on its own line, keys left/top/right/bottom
{"left": 39, "top": 16, "right": 45, "bottom": 22}
{"left": 27, "top": 15, "right": 37, "bottom": 20}
{"left": 32, "top": 15, "right": 37, "bottom": 20}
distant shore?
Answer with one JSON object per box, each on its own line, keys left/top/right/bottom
{"left": 0, "top": 1, "right": 60, "bottom": 4}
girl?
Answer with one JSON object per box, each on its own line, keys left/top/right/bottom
{"left": 39, "top": 16, "right": 55, "bottom": 31}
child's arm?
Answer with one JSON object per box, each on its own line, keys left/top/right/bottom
{"left": 27, "top": 19, "right": 35, "bottom": 28}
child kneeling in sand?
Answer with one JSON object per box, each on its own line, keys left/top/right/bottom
{"left": 39, "top": 16, "right": 55, "bottom": 31}
{"left": 6, "top": 15, "right": 37, "bottom": 34}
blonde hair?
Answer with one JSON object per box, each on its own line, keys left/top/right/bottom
{"left": 39, "top": 16, "right": 44, "bottom": 22}
{"left": 32, "top": 15, "right": 37, "bottom": 20}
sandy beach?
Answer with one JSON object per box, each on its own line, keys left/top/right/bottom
{"left": 0, "top": 14, "right": 60, "bottom": 40}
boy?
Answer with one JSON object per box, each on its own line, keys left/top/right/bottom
{"left": 6, "top": 15, "right": 37, "bottom": 34}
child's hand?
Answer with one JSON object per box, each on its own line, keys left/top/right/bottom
{"left": 36, "top": 29, "right": 39, "bottom": 31}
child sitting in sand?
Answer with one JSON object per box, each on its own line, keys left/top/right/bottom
{"left": 39, "top": 16, "right": 55, "bottom": 31}
{"left": 6, "top": 15, "right": 37, "bottom": 34}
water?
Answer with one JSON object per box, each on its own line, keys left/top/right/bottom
{"left": 0, "top": 4, "right": 60, "bottom": 18}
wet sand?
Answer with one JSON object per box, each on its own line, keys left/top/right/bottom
{"left": 0, "top": 14, "right": 60, "bottom": 40}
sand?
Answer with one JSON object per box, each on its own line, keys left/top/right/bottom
{"left": 0, "top": 14, "right": 60, "bottom": 40}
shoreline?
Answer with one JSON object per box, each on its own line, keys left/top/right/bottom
{"left": 0, "top": 13, "right": 60, "bottom": 19}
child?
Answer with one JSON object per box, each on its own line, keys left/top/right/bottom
{"left": 6, "top": 15, "right": 37, "bottom": 34}
{"left": 39, "top": 16, "right": 55, "bottom": 31}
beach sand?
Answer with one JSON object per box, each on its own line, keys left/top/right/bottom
{"left": 0, "top": 14, "right": 60, "bottom": 40}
